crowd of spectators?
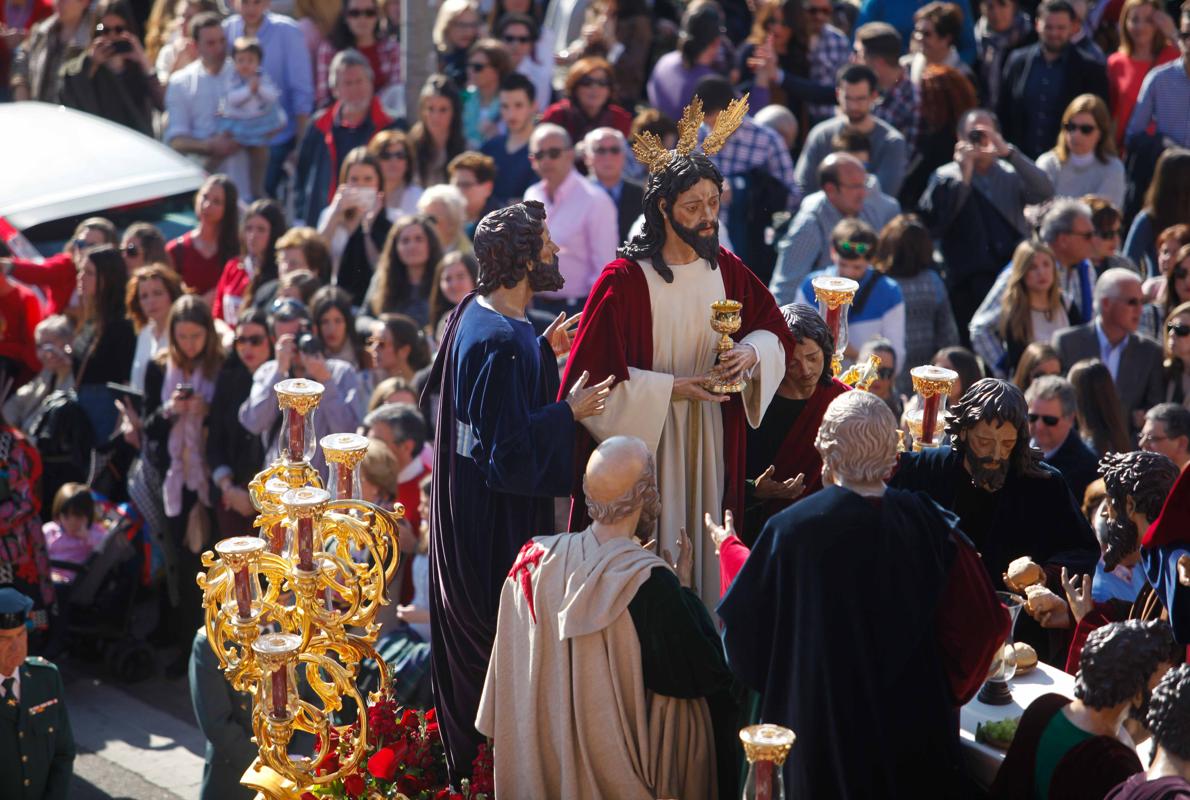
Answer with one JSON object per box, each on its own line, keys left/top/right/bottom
{"left": 0, "top": 0, "right": 1189, "bottom": 755}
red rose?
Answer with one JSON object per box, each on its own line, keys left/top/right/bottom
{"left": 367, "top": 747, "right": 399, "bottom": 781}
{"left": 342, "top": 773, "right": 366, "bottom": 797}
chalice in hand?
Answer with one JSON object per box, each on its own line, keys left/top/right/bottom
{"left": 707, "top": 300, "right": 745, "bottom": 394}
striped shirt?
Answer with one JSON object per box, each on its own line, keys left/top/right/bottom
{"left": 1125, "top": 59, "right": 1190, "bottom": 148}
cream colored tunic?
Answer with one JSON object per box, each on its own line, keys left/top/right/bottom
{"left": 581, "top": 258, "right": 785, "bottom": 606}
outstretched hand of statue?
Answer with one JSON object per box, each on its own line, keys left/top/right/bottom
{"left": 1060, "top": 567, "right": 1094, "bottom": 624}
{"left": 663, "top": 527, "right": 695, "bottom": 588}
{"left": 704, "top": 509, "right": 735, "bottom": 555}
{"left": 566, "top": 370, "right": 614, "bottom": 420}
{"left": 544, "top": 311, "right": 582, "bottom": 357}
{"left": 753, "top": 466, "right": 805, "bottom": 501}
{"left": 1178, "top": 555, "right": 1190, "bottom": 587}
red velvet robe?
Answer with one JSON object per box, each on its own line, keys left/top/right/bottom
{"left": 559, "top": 248, "right": 796, "bottom": 531}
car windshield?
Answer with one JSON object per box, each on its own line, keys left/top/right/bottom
{"left": 20, "top": 192, "right": 199, "bottom": 257}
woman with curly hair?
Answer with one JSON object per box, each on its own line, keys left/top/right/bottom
{"left": 899, "top": 64, "right": 977, "bottom": 207}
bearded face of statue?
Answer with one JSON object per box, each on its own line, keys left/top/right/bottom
{"left": 960, "top": 418, "right": 1019, "bottom": 492}
{"left": 662, "top": 178, "right": 722, "bottom": 263}
{"left": 526, "top": 221, "right": 564, "bottom": 292}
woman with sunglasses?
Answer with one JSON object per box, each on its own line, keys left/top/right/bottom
{"left": 1142, "top": 243, "right": 1190, "bottom": 346}
{"left": 58, "top": 0, "right": 161, "bottom": 137}
{"left": 971, "top": 239, "right": 1074, "bottom": 377}
{"left": 368, "top": 129, "right": 423, "bottom": 220}
{"left": 494, "top": 12, "right": 552, "bottom": 111}
{"left": 542, "top": 56, "right": 632, "bottom": 148}
{"left": 462, "top": 38, "right": 512, "bottom": 148}
{"left": 127, "top": 263, "right": 185, "bottom": 394}
{"left": 313, "top": 0, "right": 400, "bottom": 109}
{"left": 120, "top": 223, "right": 169, "bottom": 272}
{"left": 1163, "top": 300, "right": 1190, "bottom": 406}
{"left": 1036, "top": 94, "right": 1126, "bottom": 210}
{"left": 433, "top": 0, "right": 482, "bottom": 89}
{"left": 207, "top": 307, "right": 271, "bottom": 539}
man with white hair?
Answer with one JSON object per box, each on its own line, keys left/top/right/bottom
{"left": 718, "top": 390, "right": 1007, "bottom": 799}
{"left": 1052, "top": 267, "right": 1164, "bottom": 436}
{"left": 478, "top": 436, "right": 733, "bottom": 800}
{"left": 293, "top": 49, "right": 396, "bottom": 225}
{"left": 524, "top": 122, "right": 619, "bottom": 315}
{"left": 580, "top": 127, "right": 643, "bottom": 242}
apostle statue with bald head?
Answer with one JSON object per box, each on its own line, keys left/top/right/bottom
{"left": 719, "top": 391, "right": 1008, "bottom": 799}
{"left": 476, "top": 435, "right": 736, "bottom": 800}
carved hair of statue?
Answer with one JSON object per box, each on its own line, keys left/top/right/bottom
{"left": 780, "top": 303, "right": 835, "bottom": 387}
{"left": 618, "top": 151, "right": 724, "bottom": 284}
{"left": 815, "top": 390, "right": 898, "bottom": 486}
{"left": 583, "top": 451, "right": 662, "bottom": 536}
{"left": 1099, "top": 450, "right": 1179, "bottom": 570}
{"left": 1147, "top": 663, "right": 1190, "bottom": 761}
{"left": 1074, "top": 619, "right": 1176, "bottom": 710}
{"left": 473, "top": 200, "right": 546, "bottom": 295}
{"left": 944, "top": 378, "right": 1047, "bottom": 479}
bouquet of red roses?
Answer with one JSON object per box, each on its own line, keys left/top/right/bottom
{"left": 300, "top": 696, "right": 492, "bottom": 800}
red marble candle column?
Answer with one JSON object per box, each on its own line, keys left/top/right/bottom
{"left": 233, "top": 565, "right": 252, "bottom": 619}
{"left": 270, "top": 666, "right": 288, "bottom": 719}
{"left": 921, "top": 392, "right": 942, "bottom": 447}
{"left": 335, "top": 462, "right": 353, "bottom": 501}
{"left": 297, "top": 518, "right": 314, "bottom": 571}
{"left": 287, "top": 410, "right": 305, "bottom": 462}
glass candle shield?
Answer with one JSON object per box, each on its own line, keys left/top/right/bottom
{"left": 741, "top": 724, "right": 796, "bottom": 800}
{"left": 275, "top": 379, "right": 323, "bottom": 464}
{"left": 282, "top": 486, "right": 331, "bottom": 572}
{"left": 252, "top": 633, "right": 302, "bottom": 720}
{"left": 215, "top": 536, "right": 265, "bottom": 621}
{"left": 910, "top": 365, "right": 959, "bottom": 448}
{"left": 812, "top": 276, "right": 858, "bottom": 370}
{"left": 321, "top": 433, "right": 370, "bottom": 502}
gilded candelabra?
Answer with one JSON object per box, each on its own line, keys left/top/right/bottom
{"left": 198, "top": 379, "right": 403, "bottom": 793}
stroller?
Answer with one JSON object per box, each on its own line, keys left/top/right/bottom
{"left": 50, "top": 500, "right": 155, "bottom": 683}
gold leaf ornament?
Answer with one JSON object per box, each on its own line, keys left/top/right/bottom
{"left": 631, "top": 93, "right": 750, "bottom": 174}
{"left": 702, "top": 93, "right": 750, "bottom": 156}
{"left": 631, "top": 130, "right": 673, "bottom": 175}
{"left": 675, "top": 94, "right": 705, "bottom": 156}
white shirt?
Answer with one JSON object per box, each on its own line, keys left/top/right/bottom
{"left": 1, "top": 664, "right": 20, "bottom": 703}
{"left": 1096, "top": 320, "right": 1128, "bottom": 381}
{"left": 523, "top": 169, "right": 619, "bottom": 301}
{"left": 164, "top": 58, "right": 252, "bottom": 198}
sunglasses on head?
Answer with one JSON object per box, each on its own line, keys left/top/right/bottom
{"left": 834, "top": 240, "right": 871, "bottom": 258}
{"left": 234, "top": 333, "right": 266, "bottom": 347}
{"left": 1064, "top": 122, "right": 1097, "bottom": 135}
{"left": 503, "top": 34, "right": 533, "bottom": 44}
{"left": 1169, "top": 323, "right": 1190, "bottom": 337}
{"left": 531, "top": 146, "right": 567, "bottom": 161}
{"left": 378, "top": 149, "right": 407, "bottom": 161}
{"left": 576, "top": 76, "right": 610, "bottom": 88}
{"left": 346, "top": 7, "right": 377, "bottom": 17}
{"left": 1028, "top": 412, "right": 1061, "bottom": 426}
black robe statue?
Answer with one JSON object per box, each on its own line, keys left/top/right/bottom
{"left": 718, "top": 485, "right": 1007, "bottom": 799}
{"left": 421, "top": 293, "right": 575, "bottom": 780}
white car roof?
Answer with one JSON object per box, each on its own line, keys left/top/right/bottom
{"left": 0, "top": 102, "right": 205, "bottom": 230}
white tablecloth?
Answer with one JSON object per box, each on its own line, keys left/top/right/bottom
{"left": 960, "top": 663, "right": 1152, "bottom": 788}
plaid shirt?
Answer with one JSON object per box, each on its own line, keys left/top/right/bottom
{"left": 702, "top": 118, "right": 800, "bottom": 209}
{"left": 809, "top": 26, "right": 851, "bottom": 123}
{"left": 874, "top": 74, "right": 920, "bottom": 151}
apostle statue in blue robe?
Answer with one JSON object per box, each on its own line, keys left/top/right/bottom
{"left": 719, "top": 390, "right": 1008, "bottom": 799}
{"left": 420, "top": 199, "right": 614, "bottom": 780}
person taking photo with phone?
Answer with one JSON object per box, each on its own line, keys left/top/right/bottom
{"left": 58, "top": 0, "right": 163, "bottom": 137}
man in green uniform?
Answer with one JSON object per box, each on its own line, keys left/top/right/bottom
{"left": 0, "top": 587, "right": 75, "bottom": 799}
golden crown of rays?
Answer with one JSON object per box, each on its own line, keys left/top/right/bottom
{"left": 632, "top": 93, "right": 750, "bottom": 174}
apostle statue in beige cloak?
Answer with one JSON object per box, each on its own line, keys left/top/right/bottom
{"left": 476, "top": 436, "right": 738, "bottom": 800}
{"left": 560, "top": 95, "right": 795, "bottom": 606}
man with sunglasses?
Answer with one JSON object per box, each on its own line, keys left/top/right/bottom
{"left": 523, "top": 122, "right": 618, "bottom": 317}
{"left": 1025, "top": 375, "right": 1098, "bottom": 502}
{"left": 579, "top": 127, "right": 644, "bottom": 243}
{"left": 1052, "top": 268, "right": 1164, "bottom": 437}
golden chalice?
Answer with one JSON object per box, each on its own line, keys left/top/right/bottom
{"left": 707, "top": 299, "right": 745, "bottom": 394}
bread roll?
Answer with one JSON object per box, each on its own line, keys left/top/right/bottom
{"left": 1007, "top": 557, "right": 1044, "bottom": 588}
{"left": 1024, "top": 584, "right": 1064, "bottom": 616}
{"left": 1013, "top": 642, "right": 1038, "bottom": 671}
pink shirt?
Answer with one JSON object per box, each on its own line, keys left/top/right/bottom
{"left": 43, "top": 521, "right": 106, "bottom": 582}
{"left": 523, "top": 169, "right": 619, "bottom": 301}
